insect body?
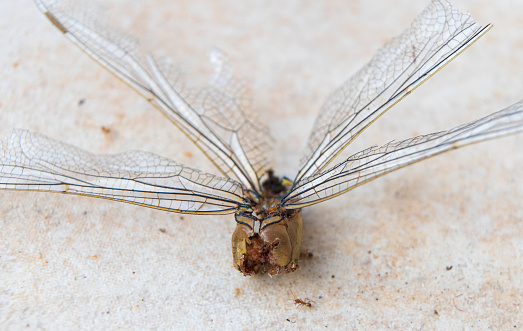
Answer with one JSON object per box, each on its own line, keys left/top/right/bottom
{"left": 1, "top": 1, "right": 523, "bottom": 276}
{"left": 290, "top": 290, "right": 315, "bottom": 311}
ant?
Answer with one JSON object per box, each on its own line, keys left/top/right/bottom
{"left": 290, "top": 290, "right": 315, "bottom": 311}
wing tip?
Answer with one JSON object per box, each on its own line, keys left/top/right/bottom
{"left": 43, "top": 11, "right": 68, "bottom": 34}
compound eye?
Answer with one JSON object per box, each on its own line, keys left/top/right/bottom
{"left": 260, "top": 222, "right": 292, "bottom": 268}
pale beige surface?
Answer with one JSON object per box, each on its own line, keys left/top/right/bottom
{"left": 1, "top": 0, "right": 522, "bottom": 329}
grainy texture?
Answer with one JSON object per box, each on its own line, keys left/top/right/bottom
{"left": 1, "top": 0, "right": 522, "bottom": 329}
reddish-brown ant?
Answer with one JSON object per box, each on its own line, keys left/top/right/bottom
{"left": 290, "top": 290, "right": 315, "bottom": 311}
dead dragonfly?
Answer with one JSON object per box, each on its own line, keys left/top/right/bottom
{"left": 1, "top": 0, "right": 522, "bottom": 276}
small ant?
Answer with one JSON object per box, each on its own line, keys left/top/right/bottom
{"left": 290, "top": 290, "right": 315, "bottom": 311}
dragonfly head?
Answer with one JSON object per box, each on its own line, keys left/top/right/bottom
{"left": 231, "top": 210, "right": 302, "bottom": 276}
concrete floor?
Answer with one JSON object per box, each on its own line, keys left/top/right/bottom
{"left": 1, "top": 0, "right": 522, "bottom": 329}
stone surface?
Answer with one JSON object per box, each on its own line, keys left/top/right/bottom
{"left": 1, "top": 0, "right": 522, "bottom": 329}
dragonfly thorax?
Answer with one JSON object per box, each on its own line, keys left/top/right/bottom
{"left": 231, "top": 171, "right": 302, "bottom": 276}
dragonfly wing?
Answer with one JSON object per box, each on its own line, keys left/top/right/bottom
{"left": 282, "top": 100, "right": 523, "bottom": 209}
{"left": 33, "top": 0, "right": 273, "bottom": 192}
{"left": 295, "top": 0, "right": 491, "bottom": 183}
{"left": 0, "top": 130, "right": 248, "bottom": 214}
{"left": 185, "top": 49, "right": 274, "bottom": 180}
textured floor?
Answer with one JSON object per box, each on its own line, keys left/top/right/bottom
{"left": 1, "top": 0, "right": 522, "bottom": 329}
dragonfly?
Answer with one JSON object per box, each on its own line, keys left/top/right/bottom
{"left": 1, "top": 0, "right": 522, "bottom": 276}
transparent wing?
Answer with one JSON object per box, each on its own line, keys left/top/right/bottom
{"left": 282, "top": 100, "right": 523, "bottom": 209}
{"left": 33, "top": 0, "right": 273, "bottom": 193}
{"left": 295, "top": 0, "right": 491, "bottom": 183}
{"left": 0, "top": 130, "right": 249, "bottom": 214}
